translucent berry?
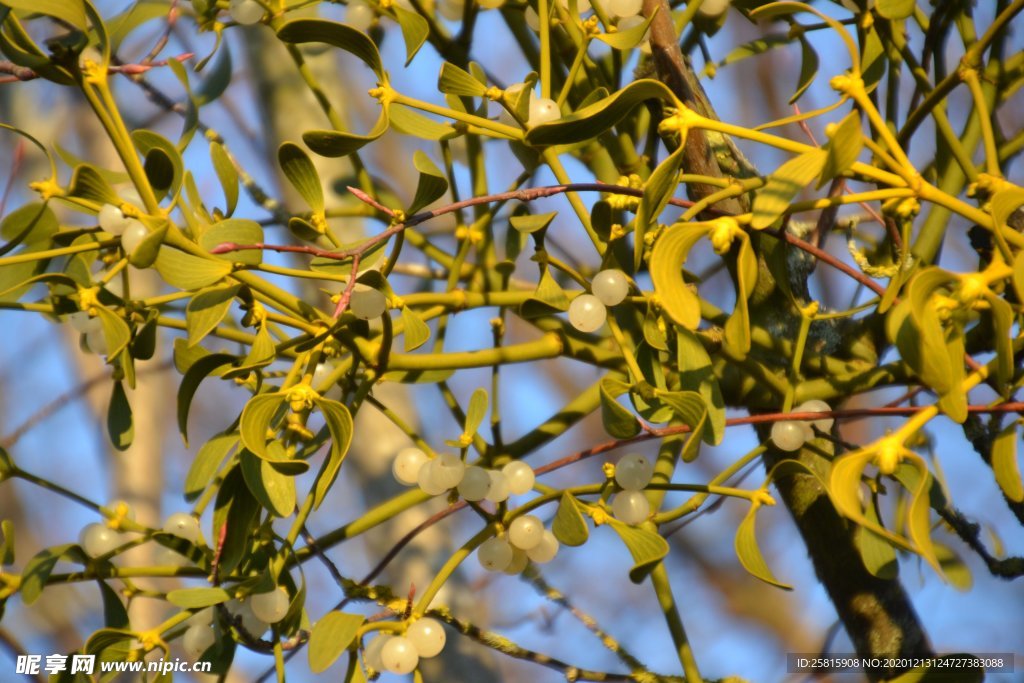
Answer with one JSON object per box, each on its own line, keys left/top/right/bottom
{"left": 615, "top": 453, "right": 654, "bottom": 491}
{"left": 312, "top": 363, "right": 343, "bottom": 400}
{"left": 85, "top": 329, "right": 108, "bottom": 356}
{"left": 770, "top": 420, "right": 810, "bottom": 452}
{"left": 504, "top": 547, "right": 530, "bottom": 574}
{"left": 568, "top": 294, "right": 607, "bottom": 332}
{"left": 363, "top": 634, "right": 392, "bottom": 672}
{"left": 526, "top": 530, "right": 559, "bottom": 564}
{"left": 697, "top": 0, "right": 731, "bottom": 18}
{"left": 120, "top": 220, "right": 148, "bottom": 255}
{"left": 406, "top": 617, "right": 446, "bottom": 657}
{"left": 156, "top": 547, "right": 190, "bottom": 568}
{"left": 612, "top": 491, "right": 650, "bottom": 525}
{"left": 477, "top": 537, "right": 513, "bottom": 571}
{"left": 186, "top": 606, "right": 215, "bottom": 629}
{"left": 249, "top": 586, "right": 290, "bottom": 623}
{"left": 485, "top": 470, "right": 510, "bottom": 503}
{"left": 417, "top": 459, "right": 449, "bottom": 496}
{"left": 608, "top": 0, "right": 642, "bottom": 17}
{"left": 227, "top": 599, "right": 269, "bottom": 636}
{"left": 345, "top": 1, "right": 375, "bottom": 31}
{"left": 508, "top": 515, "right": 544, "bottom": 550}
{"left": 79, "top": 523, "right": 124, "bottom": 558}
{"left": 98, "top": 204, "right": 129, "bottom": 235}
{"left": 795, "top": 399, "right": 834, "bottom": 432}
{"left": 381, "top": 635, "right": 419, "bottom": 674}
{"left": 163, "top": 513, "right": 201, "bottom": 543}
{"left": 528, "top": 98, "right": 560, "bottom": 127}
{"left": 393, "top": 447, "right": 429, "bottom": 486}
{"left": 229, "top": 0, "right": 264, "bottom": 24}
{"left": 502, "top": 461, "right": 535, "bottom": 496}
{"left": 349, "top": 284, "right": 387, "bottom": 320}
{"left": 431, "top": 453, "right": 465, "bottom": 489}
{"left": 457, "top": 466, "right": 491, "bottom": 501}
{"left": 67, "top": 311, "right": 101, "bottom": 334}
{"left": 591, "top": 269, "right": 630, "bottom": 306}
{"left": 183, "top": 624, "right": 215, "bottom": 661}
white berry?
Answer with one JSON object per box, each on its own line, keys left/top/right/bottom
{"left": 508, "top": 515, "right": 544, "bottom": 550}
{"left": 393, "top": 447, "right": 429, "bottom": 486}
{"left": 795, "top": 399, "right": 834, "bottom": 432}
{"left": 697, "top": 0, "right": 731, "bottom": 18}
{"left": 85, "top": 329, "right": 108, "bottom": 356}
{"left": 98, "top": 204, "right": 129, "bottom": 235}
{"left": 431, "top": 453, "right": 465, "bottom": 489}
{"left": 381, "top": 635, "right": 419, "bottom": 674}
{"left": 227, "top": 599, "right": 269, "bottom": 636}
{"left": 771, "top": 420, "right": 811, "bottom": 452}
{"left": 363, "top": 634, "right": 391, "bottom": 672}
{"left": 485, "top": 470, "right": 511, "bottom": 503}
{"left": 417, "top": 459, "right": 450, "bottom": 496}
{"left": 183, "top": 624, "right": 215, "bottom": 661}
{"left": 528, "top": 98, "right": 561, "bottom": 127}
{"left": 79, "top": 523, "right": 123, "bottom": 558}
{"left": 608, "top": 0, "right": 642, "bottom": 17}
{"left": 312, "top": 363, "right": 343, "bottom": 401}
{"left": 615, "top": 453, "right": 654, "bottom": 491}
{"left": 349, "top": 284, "right": 387, "bottom": 320}
{"left": 612, "top": 491, "right": 650, "bottom": 525}
{"left": 477, "top": 537, "right": 513, "bottom": 571}
{"left": 504, "top": 547, "right": 530, "bottom": 574}
{"left": 457, "top": 466, "right": 491, "bottom": 501}
{"left": 229, "top": 0, "right": 264, "bottom": 24}
{"left": 67, "top": 311, "right": 101, "bottom": 334}
{"left": 156, "top": 546, "right": 190, "bottom": 568}
{"left": 568, "top": 294, "right": 607, "bottom": 332}
{"left": 120, "top": 220, "right": 148, "bottom": 255}
{"left": 406, "top": 617, "right": 446, "bottom": 657}
{"left": 437, "top": 0, "right": 464, "bottom": 21}
{"left": 186, "top": 606, "right": 215, "bottom": 629}
{"left": 591, "top": 269, "right": 630, "bottom": 306}
{"left": 163, "top": 513, "right": 201, "bottom": 543}
{"left": 502, "top": 461, "right": 535, "bottom": 496}
{"left": 249, "top": 586, "right": 289, "bottom": 624}
{"left": 526, "top": 530, "right": 559, "bottom": 564}
{"left": 345, "top": 1, "right": 375, "bottom": 31}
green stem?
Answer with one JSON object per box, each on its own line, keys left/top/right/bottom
{"left": 649, "top": 562, "right": 702, "bottom": 683}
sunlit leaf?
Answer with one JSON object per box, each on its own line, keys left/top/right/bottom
{"left": 552, "top": 493, "right": 589, "bottom": 546}
{"left": 734, "top": 503, "right": 792, "bottom": 590}
{"left": 309, "top": 611, "right": 364, "bottom": 673}
{"left": 649, "top": 223, "right": 709, "bottom": 329}
{"left": 607, "top": 519, "right": 669, "bottom": 584}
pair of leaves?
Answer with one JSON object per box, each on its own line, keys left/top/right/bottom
{"left": 239, "top": 392, "right": 354, "bottom": 509}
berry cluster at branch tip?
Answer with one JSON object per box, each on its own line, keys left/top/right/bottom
{"left": 770, "top": 400, "right": 834, "bottom": 452}
{"left": 569, "top": 268, "right": 631, "bottom": 332}
{"left": 392, "top": 447, "right": 536, "bottom": 501}
{"left": 363, "top": 617, "right": 447, "bottom": 675}
{"left": 611, "top": 453, "right": 654, "bottom": 524}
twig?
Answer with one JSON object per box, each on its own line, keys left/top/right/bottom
{"left": 0, "top": 54, "right": 193, "bottom": 84}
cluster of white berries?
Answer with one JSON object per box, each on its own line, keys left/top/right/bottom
{"left": 98, "top": 203, "right": 149, "bottom": 257}
{"left": 477, "top": 514, "right": 560, "bottom": 573}
{"left": 78, "top": 500, "right": 137, "bottom": 558}
{"left": 611, "top": 453, "right": 654, "bottom": 524}
{"left": 182, "top": 587, "right": 289, "bottom": 660}
{"left": 568, "top": 268, "right": 631, "bottom": 333}
{"left": 499, "top": 83, "right": 562, "bottom": 129}
{"left": 769, "top": 400, "right": 834, "bottom": 452}
{"left": 393, "top": 447, "right": 537, "bottom": 502}
{"left": 363, "top": 617, "right": 446, "bottom": 675}
{"left": 228, "top": 0, "right": 264, "bottom": 25}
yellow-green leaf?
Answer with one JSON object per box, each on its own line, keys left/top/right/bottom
{"left": 407, "top": 151, "right": 448, "bottom": 214}
{"left": 392, "top": 4, "right": 428, "bottom": 66}
{"left": 599, "top": 375, "right": 640, "bottom": 438}
{"left": 649, "top": 223, "right": 709, "bottom": 329}
{"left": 607, "top": 519, "right": 669, "bottom": 584}
{"left": 734, "top": 503, "right": 792, "bottom": 590}
{"left": 400, "top": 306, "right": 431, "bottom": 351}
{"left": 240, "top": 393, "right": 288, "bottom": 460}
{"left": 552, "top": 493, "right": 589, "bottom": 547}
{"left": 876, "top": 0, "right": 915, "bottom": 20}
{"left": 240, "top": 449, "right": 296, "bottom": 517}
{"left": 308, "top": 611, "right": 365, "bottom": 673}
{"left": 210, "top": 141, "right": 239, "bottom": 216}
{"left": 635, "top": 144, "right": 684, "bottom": 270}
{"left": 279, "top": 142, "right": 324, "bottom": 214}
{"left": 817, "top": 110, "right": 863, "bottom": 189}
{"left": 992, "top": 421, "right": 1023, "bottom": 503}
{"left": 312, "top": 398, "right": 354, "bottom": 508}
{"left": 201, "top": 219, "right": 263, "bottom": 266}
{"left": 186, "top": 284, "right": 240, "bottom": 347}
{"left": 723, "top": 233, "right": 757, "bottom": 357}
{"left": 107, "top": 381, "right": 133, "bottom": 452}
{"left": 155, "top": 247, "right": 231, "bottom": 290}
{"left": 438, "top": 62, "right": 487, "bottom": 97}
{"left": 166, "top": 587, "right": 230, "bottom": 609}
{"left": 177, "top": 353, "right": 234, "bottom": 447}
{"left": 2, "top": 0, "right": 87, "bottom": 30}
{"left": 94, "top": 305, "right": 131, "bottom": 360}
{"left": 750, "top": 149, "right": 827, "bottom": 229}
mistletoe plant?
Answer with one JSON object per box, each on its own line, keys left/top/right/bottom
{"left": 0, "top": 0, "right": 1022, "bottom": 681}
